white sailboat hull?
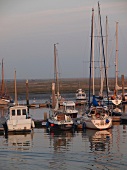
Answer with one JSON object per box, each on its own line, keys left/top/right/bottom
{"left": 83, "top": 116, "right": 112, "bottom": 130}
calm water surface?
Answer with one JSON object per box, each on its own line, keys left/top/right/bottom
{"left": 0, "top": 94, "right": 127, "bottom": 170}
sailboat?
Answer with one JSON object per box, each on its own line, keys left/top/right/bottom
{"left": 82, "top": 4, "right": 112, "bottom": 130}
{"left": 7, "top": 70, "right": 35, "bottom": 133}
{"left": 0, "top": 59, "right": 14, "bottom": 107}
{"left": 103, "top": 22, "right": 122, "bottom": 106}
{"left": 46, "top": 83, "right": 74, "bottom": 131}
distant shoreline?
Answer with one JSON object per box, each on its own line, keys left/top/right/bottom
{"left": 4, "top": 77, "right": 127, "bottom": 95}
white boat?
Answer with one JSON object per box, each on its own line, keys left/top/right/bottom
{"left": 82, "top": 106, "right": 112, "bottom": 130}
{"left": 111, "top": 98, "right": 122, "bottom": 105}
{"left": 6, "top": 70, "right": 35, "bottom": 133}
{"left": 76, "top": 89, "right": 86, "bottom": 100}
{"left": 62, "top": 101, "right": 79, "bottom": 119}
{"left": 103, "top": 94, "right": 122, "bottom": 105}
{"left": 7, "top": 105, "right": 35, "bottom": 132}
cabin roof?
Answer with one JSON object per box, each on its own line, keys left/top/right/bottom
{"left": 10, "top": 105, "right": 28, "bottom": 110}
{"left": 63, "top": 101, "right": 75, "bottom": 106}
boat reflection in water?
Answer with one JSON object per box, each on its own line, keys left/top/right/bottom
{"left": 82, "top": 129, "right": 112, "bottom": 152}
{"left": 46, "top": 129, "right": 74, "bottom": 151}
{"left": 7, "top": 132, "right": 34, "bottom": 150}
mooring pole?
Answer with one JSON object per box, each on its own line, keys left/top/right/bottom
{"left": 26, "top": 80, "right": 29, "bottom": 107}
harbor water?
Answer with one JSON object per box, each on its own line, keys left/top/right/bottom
{"left": 0, "top": 93, "right": 127, "bottom": 170}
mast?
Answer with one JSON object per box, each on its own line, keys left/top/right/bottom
{"left": 89, "top": 8, "right": 94, "bottom": 107}
{"left": 98, "top": 2, "right": 109, "bottom": 100}
{"left": 98, "top": 5, "right": 103, "bottom": 97}
{"left": 115, "top": 22, "right": 119, "bottom": 93}
{"left": 105, "top": 16, "right": 109, "bottom": 91}
{"left": 54, "top": 43, "right": 59, "bottom": 98}
{"left": 92, "top": 8, "right": 95, "bottom": 95}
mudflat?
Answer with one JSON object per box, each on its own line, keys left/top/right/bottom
{"left": 4, "top": 77, "right": 127, "bottom": 95}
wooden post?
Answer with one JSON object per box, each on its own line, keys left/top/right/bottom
{"left": 121, "top": 75, "right": 125, "bottom": 101}
{"left": 26, "top": 80, "right": 29, "bottom": 107}
{"left": 14, "top": 70, "right": 18, "bottom": 105}
{"left": 44, "top": 112, "right": 47, "bottom": 120}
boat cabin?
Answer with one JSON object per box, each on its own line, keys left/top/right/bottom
{"left": 9, "top": 105, "right": 28, "bottom": 120}
{"left": 63, "top": 101, "right": 76, "bottom": 111}
{"left": 90, "top": 107, "right": 108, "bottom": 119}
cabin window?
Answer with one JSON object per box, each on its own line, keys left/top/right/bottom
{"left": 17, "top": 109, "right": 21, "bottom": 116}
{"left": 12, "top": 110, "right": 15, "bottom": 116}
{"left": 91, "top": 110, "right": 95, "bottom": 114}
{"left": 22, "top": 109, "right": 26, "bottom": 115}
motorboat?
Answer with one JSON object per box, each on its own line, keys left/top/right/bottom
{"left": 62, "top": 101, "right": 78, "bottom": 119}
{"left": 7, "top": 105, "right": 35, "bottom": 132}
{"left": 76, "top": 89, "right": 86, "bottom": 101}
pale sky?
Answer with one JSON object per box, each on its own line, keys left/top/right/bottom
{"left": 0, "top": 0, "right": 127, "bottom": 79}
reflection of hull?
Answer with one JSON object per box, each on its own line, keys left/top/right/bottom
{"left": 7, "top": 133, "right": 33, "bottom": 149}
{"left": 47, "top": 130, "right": 73, "bottom": 149}
{"left": 84, "top": 129, "right": 111, "bottom": 151}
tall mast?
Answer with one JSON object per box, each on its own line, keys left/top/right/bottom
{"left": 54, "top": 43, "right": 59, "bottom": 97}
{"left": 98, "top": 3, "right": 103, "bottom": 97}
{"left": 98, "top": 2, "right": 109, "bottom": 99}
{"left": 92, "top": 8, "right": 95, "bottom": 95}
{"left": 105, "top": 16, "right": 109, "bottom": 90}
{"left": 89, "top": 8, "right": 94, "bottom": 107}
{"left": 115, "top": 22, "right": 118, "bottom": 93}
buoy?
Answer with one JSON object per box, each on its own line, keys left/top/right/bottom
{"left": 106, "top": 119, "right": 109, "bottom": 124}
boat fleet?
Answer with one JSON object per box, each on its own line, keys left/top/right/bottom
{"left": 0, "top": 2, "right": 126, "bottom": 135}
